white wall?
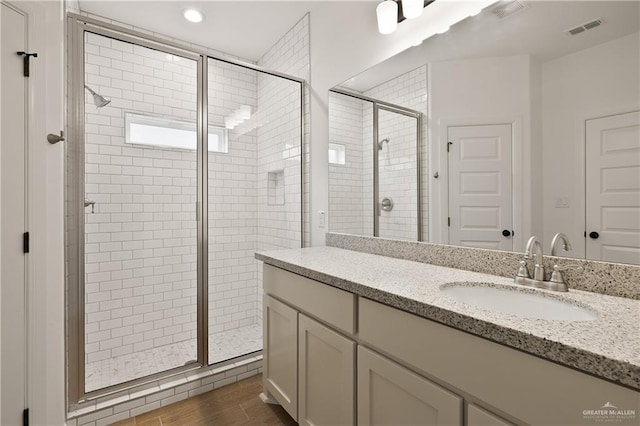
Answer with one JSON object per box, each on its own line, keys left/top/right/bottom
{"left": 428, "top": 54, "right": 535, "bottom": 250}
{"left": 0, "top": 0, "right": 67, "bottom": 424}
{"left": 541, "top": 33, "right": 640, "bottom": 257}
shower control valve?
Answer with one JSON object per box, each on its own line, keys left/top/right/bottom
{"left": 380, "top": 197, "right": 394, "bottom": 212}
{"left": 84, "top": 199, "right": 96, "bottom": 214}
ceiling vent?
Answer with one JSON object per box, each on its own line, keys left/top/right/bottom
{"left": 565, "top": 19, "right": 603, "bottom": 36}
{"left": 491, "top": 0, "right": 527, "bottom": 19}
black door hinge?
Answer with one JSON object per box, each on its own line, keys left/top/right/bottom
{"left": 448, "top": 217, "right": 451, "bottom": 227}
{"left": 16, "top": 52, "right": 38, "bottom": 77}
{"left": 23, "top": 232, "right": 29, "bottom": 254}
{"left": 23, "top": 408, "right": 29, "bottom": 426}
{"left": 447, "top": 141, "right": 453, "bottom": 153}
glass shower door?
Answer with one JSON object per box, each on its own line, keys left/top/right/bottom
{"left": 82, "top": 31, "right": 200, "bottom": 392}
{"left": 206, "top": 58, "right": 303, "bottom": 365}
{"left": 375, "top": 106, "right": 420, "bottom": 241}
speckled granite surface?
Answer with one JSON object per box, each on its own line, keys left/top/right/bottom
{"left": 255, "top": 246, "right": 640, "bottom": 391}
{"left": 326, "top": 233, "right": 640, "bottom": 300}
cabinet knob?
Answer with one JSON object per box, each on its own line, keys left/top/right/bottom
{"left": 502, "top": 229, "right": 512, "bottom": 237}
{"left": 589, "top": 231, "right": 599, "bottom": 239}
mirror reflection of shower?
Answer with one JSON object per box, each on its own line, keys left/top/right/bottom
{"left": 84, "top": 84, "right": 111, "bottom": 109}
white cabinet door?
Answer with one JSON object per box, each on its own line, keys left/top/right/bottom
{"left": 358, "top": 346, "right": 462, "bottom": 426}
{"left": 467, "top": 404, "right": 514, "bottom": 426}
{"left": 298, "top": 314, "right": 355, "bottom": 426}
{"left": 448, "top": 124, "right": 513, "bottom": 250}
{"left": 586, "top": 111, "right": 640, "bottom": 264}
{"left": 263, "top": 296, "right": 298, "bottom": 420}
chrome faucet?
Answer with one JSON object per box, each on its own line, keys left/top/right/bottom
{"left": 515, "top": 235, "right": 581, "bottom": 292}
{"left": 550, "top": 233, "right": 571, "bottom": 256}
{"left": 525, "top": 236, "right": 545, "bottom": 281}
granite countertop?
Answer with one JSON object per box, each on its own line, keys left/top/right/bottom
{"left": 256, "top": 246, "right": 640, "bottom": 391}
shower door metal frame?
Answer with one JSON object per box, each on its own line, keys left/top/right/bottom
{"left": 330, "top": 88, "right": 423, "bottom": 241}
{"left": 66, "top": 13, "right": 306, "bottom": 409}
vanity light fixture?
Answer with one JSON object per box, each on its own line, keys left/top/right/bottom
{"left": 376, "top": 0, "right": 398, "bottom": 35}
{"left": 183, "top": 8, "right": 204, "bottom": 23}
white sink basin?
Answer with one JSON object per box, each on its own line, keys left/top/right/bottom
{"left": 440, "top": 284, "right": 598, "bottom": 321}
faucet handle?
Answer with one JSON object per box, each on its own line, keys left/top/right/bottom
{"left": 516, "top": 260, "right": 529, "bottom": 278}
{"left": 550, "top": 264, "right": 583, "bottom": 284}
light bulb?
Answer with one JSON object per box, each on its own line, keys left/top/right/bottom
{"left": 402, "top": 0, "right": 423, "bottom": 19}
{"left": 183, "top": 9, "right": 204, "bottom": 23}
{"left": 376, "top": 1, "right": 398, "bottom": 35}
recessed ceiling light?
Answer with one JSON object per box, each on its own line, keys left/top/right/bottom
{"left": 183, "top": 9, "right": 204, "bottom": 23}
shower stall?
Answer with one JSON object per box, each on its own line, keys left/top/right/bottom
{"left": 66, "top": 15, "right": 304, "bottom": 403}
{"left": 328, "top": 89, "right": 422, "bottom": 241}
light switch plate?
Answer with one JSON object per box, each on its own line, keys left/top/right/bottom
{"left": 555, "top": 197, "right": 570, "bottom": 208}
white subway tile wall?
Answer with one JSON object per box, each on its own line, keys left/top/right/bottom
{"left": 328, "top": 93, "right": 368, "bottom": 236}
{"left": 328, "top": 66, "right": 428, "bottom": 240}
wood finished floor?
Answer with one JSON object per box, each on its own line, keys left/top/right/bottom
{"left": 112, "top": 374, "right": 295, "bottom": 426}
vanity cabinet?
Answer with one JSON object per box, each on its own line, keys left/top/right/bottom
{"left": 263, "top": 264, "right": 639, "bottom": 426}
{"left": 358, "top": 346, "right": 462, "bottom": 425}
{"left": 263, "top": 264, "right": 357, "bottom": 424}
{"left": 359, "top": 297, "right": 639, "bottom": 425}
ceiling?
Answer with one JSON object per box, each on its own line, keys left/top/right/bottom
{"left": 341, "top": 0, "right": 640, "bottom": 92}
{"left": 78, "top": 0, "right": 321, "bottom": 61}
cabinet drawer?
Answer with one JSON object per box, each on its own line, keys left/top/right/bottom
{"left": 359, "top": 297, "right": 639, "bottom": 425}
{"left": 264, "top": 264, "right": 356, "bottom": 335}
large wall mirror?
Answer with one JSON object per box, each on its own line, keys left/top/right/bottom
{"left": 328, "top": 0, "right": 640, "bottom": 265}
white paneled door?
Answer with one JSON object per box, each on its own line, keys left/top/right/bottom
{"left": 1, "top": 2, "right": 28, "bottom": 424}
{"left": 586, "top": 111, "right": 640, "bottom": 264}
{"left": 448, "top": 124, "right": 513, "bottom": 250}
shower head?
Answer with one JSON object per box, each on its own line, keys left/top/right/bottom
{"left": 84, "top": 84, "right": 111, "bottom": 109}
{"left": 378, "top": 138, "right": 390, "bottom": 150}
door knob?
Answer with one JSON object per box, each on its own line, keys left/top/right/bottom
{"left": 502, "top": 229, "right": 512, "bottom": 237}
{"left": 589, "top": 231, "right": 599, "bottom": 239}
